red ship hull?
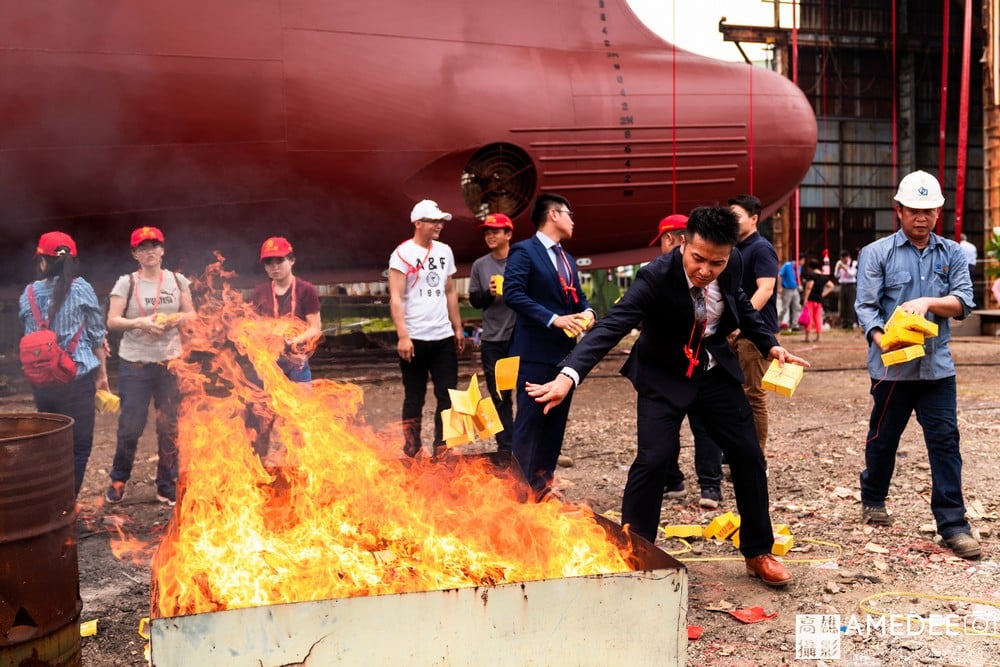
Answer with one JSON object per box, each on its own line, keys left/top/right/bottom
{"left": 0, "top": 0, "right": 817, "bottom": 288}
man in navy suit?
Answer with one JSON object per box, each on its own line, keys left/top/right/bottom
{"left": 527, "top": 206, "right": 809, "bottom": 586}
{"left": 503, "top": 193, "right": 596, "bottom": 498}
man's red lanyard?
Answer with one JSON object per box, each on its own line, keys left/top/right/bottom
{"left": 684, "top": 319, "right": 707, "bottom": 378}
{"left": 132, "top": 271, "right": 163, "bottom": 317}
{"left": 272, "top": 277, "right": 296, "bottom": 317}
{"left": 395, "top": 242, "right": 433, "bottom": 289}
{"left": 554, "top": 245, "right": 579, "bottom": 304}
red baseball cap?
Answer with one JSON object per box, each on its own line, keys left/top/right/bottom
{"left": 36, "top": 231, "right": 78, "bottom": 257}
{"left": 130, "top": 226, "right": 165, "bottom": 248}
{"left": 648, "top": 214, "right": 688, "bottom": 246}
{"left": 260, "top": 236, "right": 293, "bottom": 260}
{"left": 479, "top": 213, "right": 514, "bottom": 230}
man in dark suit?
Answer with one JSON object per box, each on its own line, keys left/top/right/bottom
{"left": 527, "top": 206, "right": 809, "bottom": 586}
{"left": 503, "top": 193, "right": 596, "bottom": 498}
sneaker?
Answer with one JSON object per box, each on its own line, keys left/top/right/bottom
{"left": 664, "top": 481, "right": 686, "bottom": 499}
{"left": 105, "top": 481, "right": 126, "bottom": 504}
{"left": 862, "top": 504, "right": 892, "bottom": 525}
{"left": 156, "top": 487, "right": 177, "bottom": 506}
{"left": 699, "top": 487, "right": 721, "bottom": 510}
{"left": 943, "top": 532, "right": 982, "bottom": 559}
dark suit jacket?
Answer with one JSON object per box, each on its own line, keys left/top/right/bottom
{"left": 504, "top": 234, "right": 593, "bottom": 365}
{"left": 563, "top": 248, "right": 778, "bottom": 407}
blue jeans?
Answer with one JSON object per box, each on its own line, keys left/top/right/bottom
{"left": 33, "top": 370, "right": 97, "bottom": 497}
{"left": 479, "top": 339, "right": 513, "bottom": 451}
{"left": 399, "top": 337, "right": 457, "bottom": 456}
{"left": 860, "top": 376, "right": 970, "bottom": 537}
{"left": 111, "top": 361, "right": 179, "bottom": 496}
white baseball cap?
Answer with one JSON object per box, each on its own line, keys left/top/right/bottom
{"left": 894, "top": 170, "right": 945, "bottom": 209}
{"left": 410, "top": 199, "right": 453, "bottom": 223}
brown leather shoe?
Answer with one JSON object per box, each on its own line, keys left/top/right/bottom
{"left": 745, "top": 554, "right": 793, "bottom": 586}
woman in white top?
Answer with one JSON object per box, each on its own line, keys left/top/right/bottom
{"left": 104, "top": 227, "right": 194, "bottom": 506}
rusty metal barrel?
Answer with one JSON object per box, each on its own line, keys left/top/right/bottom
{"left": 0, "top": 413, "right": 81, "bottom": 667}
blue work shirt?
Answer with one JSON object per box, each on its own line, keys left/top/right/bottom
{"left": 778, "top": 260, "right": 799, "bottom": 289}
{"left": 855, "top": 229, "right": 973, "bottom": 380}
{"left": 19, "top": 277, "right": 107, "bottom": 377}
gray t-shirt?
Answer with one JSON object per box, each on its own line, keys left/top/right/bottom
{"left": 468, "top": 253, "right": 516, "bottom": 342}
{"left": 111, "top": 270, "right": 191, "bottom": 363}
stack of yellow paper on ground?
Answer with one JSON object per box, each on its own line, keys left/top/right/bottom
{"left": 661, "top": 525, "right": 704, "bottom": 539}
{"left": 761, "top": 359, "right": 805, "bottom": 397}
{"left": 441, "top": 374, "right": 504, "bottom": 447}
{"left": 704, "top": 511, "right": 741, "bottom": 540}
{"left": 732, "top": 523, "right": 794, "bottom": 555}
{"left": 880, "top": 307, "right": 938, "bottom": 366}
{"left": 95, "top": 389, "right": 121, "bottom": 413}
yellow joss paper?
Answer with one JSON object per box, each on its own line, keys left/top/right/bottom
{"left": 448, "top": 382, "right": 477, "bottom": 416}
{"left": 473, "top": 397, "right": 503, "bottom": 439}
{"left": 703, "top": 511, "right": 740, "bottom": 540}
{"left": 95, "top": 389, "right": 121, "bottom": 413}
{"left": 441, "top": 408, "right": 472, "bottom": 448}
{"left": 80, "top": 619, "right": 98, "bottom": 637}
{"left": 771, "top": 533, "right": 795, "bottom": 556}
{"left": 661, "top": 525, "right": 704, "bottom": 539}
{"left": 886, "top": 306, "right": 938, "bottom": 338}
{"left": 494, "top": 356, "right": 520, "bottom": 393}
{"left": 881, "top": 344, "right": 925, "bottom": 367}
{"left": 564, "top": 311, "right": 595, "bottom": 338}
{"left": 154, "top": 312, "right": 181, "bottom": 327}
{"left": 881, "top": 326, "right": 925, "bottom": 349}
{"left": 760, "top": 359, "right": 804, "bottom": 397}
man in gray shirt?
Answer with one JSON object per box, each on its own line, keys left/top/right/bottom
{"left": 468, "top": 213, "right": 517, "bottom": 451}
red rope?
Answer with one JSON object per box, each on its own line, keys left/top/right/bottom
{"left": 955, "top": 0, "right": 973, "bottom": 242}
{"left": 892, "top": 0, "right": 898, "bottom": 231}
{"left": 748, "top": 62, "right": 754, "bottom": 194}
{"left": 671, "top": 0, "right": 677, "bottom": 211}
{"left": 792, "top": 0, "right": 800, "bottom": 261}
{"left": 937, "top": 0, "right": 950, "bottom": 236}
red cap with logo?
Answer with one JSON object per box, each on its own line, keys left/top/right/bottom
{"left": 36, "top": 231, "right": 78, "bottom": 257}
{"left": 648, "top": 214, "right": 688, "bottom": 246}
{"left": 260, "top": 236, "right": 293, "bottom": 260}
{"left": 130, "top": 226, "right": 165, "bottom": 248}
{"left": 479, "top": 213, "right": 514, "bottom": 230}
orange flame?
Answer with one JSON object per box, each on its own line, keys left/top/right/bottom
{"left": 152, "top": 286, "right": 632, "bottom": 618}
{"left": 107, "top": 514, "right": 160, "bottom": 565}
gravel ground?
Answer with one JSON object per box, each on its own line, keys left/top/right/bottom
{"left": 2, "top": 327, "right": 998, "bottom": 666}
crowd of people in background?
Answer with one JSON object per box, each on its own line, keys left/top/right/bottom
{"left": 17, "top": 169, "right": 985, "bottom": 574}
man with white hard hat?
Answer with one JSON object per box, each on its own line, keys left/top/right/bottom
{"left": 854, "top": 170, "right": 981, "bottom": 559}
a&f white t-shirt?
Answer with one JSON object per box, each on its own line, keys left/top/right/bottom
{"left": 388, "top": 239, "right": 456, "bottom": 341}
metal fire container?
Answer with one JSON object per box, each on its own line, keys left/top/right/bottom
{"left": 0, "top": 413, "right": 81, "bottom": 667}
{"left": 150, "top": 515, "right": 687, "bottom": 666}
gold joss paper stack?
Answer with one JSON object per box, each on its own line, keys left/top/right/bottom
{"left": 880, "top": 307, "right": 938, "bottom": 366}
{"left": 761, "top": 359, "right": 805, "bottom": 397}
{"left": 441, "top": 357, "right": 520, "bottom": 448}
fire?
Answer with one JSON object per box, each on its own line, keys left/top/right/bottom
{"left": 151, "top": 287, "right": 632, "bottom": 618}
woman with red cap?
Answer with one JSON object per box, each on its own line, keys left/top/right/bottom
{"left": 250, "top": 236, "right": 322, "bottom": 382}
{"left": 18, "top": 231, "right": 109, "bottom": 497}
{"left": 104, "top": 226, "right": 194, "bottom": 506}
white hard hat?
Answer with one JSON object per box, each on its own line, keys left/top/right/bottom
{"left": 894, "top": 170, "right": 945, "bottom": 209}
{"left": 410, "top": 199, "right": 452, "bottom": 223}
